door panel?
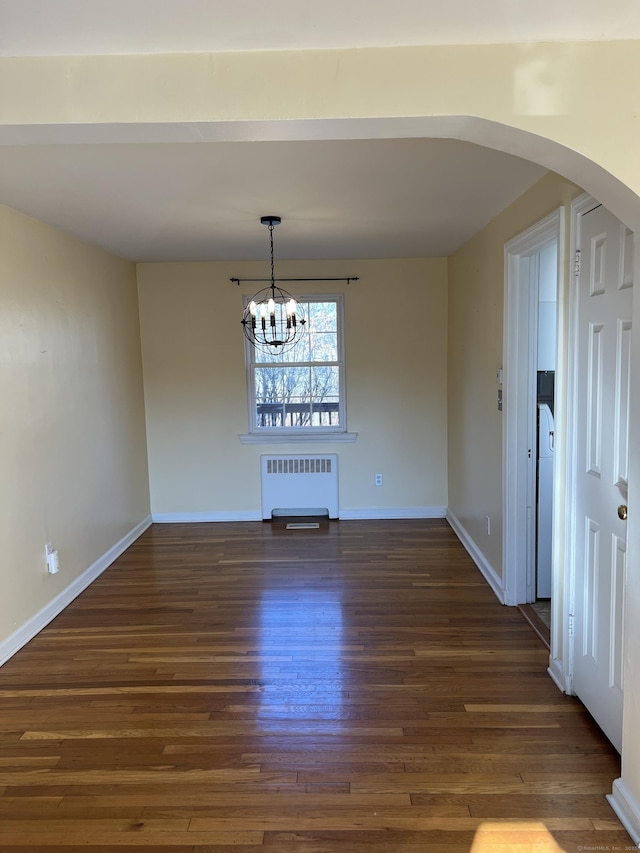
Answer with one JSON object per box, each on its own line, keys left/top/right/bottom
{"left": 573, "top": 204, "right": 632, "bottom": 753}
{"left": 586, "top": 321, "right": 603, "bottom": 476}
{"left": 614, "top": 319, "right": 632, "bottom": 492}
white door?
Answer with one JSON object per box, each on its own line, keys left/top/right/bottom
{"left": 572, "top": 201, "right": 633, "bottom": 752}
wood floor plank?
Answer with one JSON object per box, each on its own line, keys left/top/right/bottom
{"left": 0, "top": 519, "right": 631, "bottom": 850}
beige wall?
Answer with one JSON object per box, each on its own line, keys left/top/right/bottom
{"left": 137, "top": 258, "right": 448, "bottom": 518}
{"left": 0, "top": 204, "right": 150, "bottom": 646}
{"left": 447, "top": 173, "right": 581, "bottom": 577}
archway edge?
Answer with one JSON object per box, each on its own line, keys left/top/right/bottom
{"left": 3, "top": 114, "right": 639, "bottom": 231}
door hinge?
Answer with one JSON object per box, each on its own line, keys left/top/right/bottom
{"left": 568, "top": 613, "right": 575, "bottom": 637}
{"left": 574, "top": 250, "right": 581, "bottom": 277}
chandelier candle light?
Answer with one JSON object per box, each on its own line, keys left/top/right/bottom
{"left": 241, "top": 216, "right": 306, "bottom": 354}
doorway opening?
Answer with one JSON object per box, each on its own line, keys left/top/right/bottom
{"left": 527, "top": 239, "right": 558, "bottom": 641}
{"left": 503, "top": 210, "right": 564, "bottom": 649}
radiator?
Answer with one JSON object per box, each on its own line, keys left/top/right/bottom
{"left": 260, "top": 454, "right": 339, "bottom": 519}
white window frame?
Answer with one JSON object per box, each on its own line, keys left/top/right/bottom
{"left": 239, "top": 294, "right": 357, "bottom": 444}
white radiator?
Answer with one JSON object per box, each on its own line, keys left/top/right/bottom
{"left": 260, "top": 454, "right": 339, "bottom": 519}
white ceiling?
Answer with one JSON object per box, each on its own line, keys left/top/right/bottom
{"left": 0, "top": 138, "right": 546, "bottom": 261}
{"left": 2, "top": 0, "right": 637, "bottom": 262}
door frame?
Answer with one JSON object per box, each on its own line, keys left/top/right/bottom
{"left": 503, "top": 209, "right": 564, "bottom": 605}
{"left": 564, "top": 192, "right": 598, "bottom": 696}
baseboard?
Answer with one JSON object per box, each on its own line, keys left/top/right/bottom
{"left": 0, "top": 515, "right": 152, "bottom": 668}
{"left": 547, "top": 656, "right": 570, "bottom": 694}
{"left": 151, "top": 511, "right": 262, "bottom": 523}
{"left": 446, "top": 510, "right": 505, "bottom": 604}
{"left": 608, "top": 777, "right": 640, "bottom": 846}
{"left": 153, "top": 508, "right": 447, "bottom": 522}
{"left": 339, "top": 506, "right": 447, "bottom": 520}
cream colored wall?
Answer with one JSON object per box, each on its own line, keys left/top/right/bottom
{"left": 137, "top": 258, "right": 448, "bottom": 517}
{"left": 447, "top": 172, "right": 580, "bottom": 577}
{"left": 0, "top": 204, "right": 150, "bottom": 646}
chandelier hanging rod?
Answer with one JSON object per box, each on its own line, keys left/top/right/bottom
{"left": 232, "top": 276, "right": 359, "bottom": 285}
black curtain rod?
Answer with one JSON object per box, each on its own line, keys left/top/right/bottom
{"left": 231, "top": 276, "right": 359, "bottom": 285}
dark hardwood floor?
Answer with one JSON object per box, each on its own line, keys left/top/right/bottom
{"left": 0, "top": 519, "right": 632, "bottom": 851}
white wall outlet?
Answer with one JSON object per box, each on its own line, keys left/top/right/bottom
{"left": 45, "top": 543, "right": 60, "bottom": 574}
{"left": 374, "top": 473, "right": 383, "bottom": 487}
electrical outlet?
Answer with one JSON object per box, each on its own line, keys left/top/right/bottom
{"left": 374, "top": 473, "right": 383, "bottom": 487}
{"left": 45, "top": 543, "right": 59, "bottom": 574}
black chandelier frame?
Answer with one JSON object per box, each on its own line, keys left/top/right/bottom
{"left": 240, "top": 216, "right": 307, "bottom": 356}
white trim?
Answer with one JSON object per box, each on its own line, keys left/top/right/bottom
{"left": 153, "top": 507, "right": 446, "bottom": 522}
{"left": 0, "top": 515, "right": 152, "bottom": 668}
{"left": 340, "top": 506, "right": 447, "bottom": 520}
{"left": 547, "top": 656, "right": 570, "bottom": 694}
{"left": 238, "top": 431, "right": 358, "bottom": 444}
{"left": 446, "top": 510, "right": 505, "bottom": 604}
{"left": 565, "top": 192, "right": 598, "bottom": 696}
{"left": 608, "top": 778, "right": 640, "bottom": 846}
{"left": 503, "top": 208, "right": 564, "bottom": 606}
{"left": 614, "top": 232, "right": 640, "bottom": 840}
{"left": 152, "top": 511, "right": 262, "bottom": 523}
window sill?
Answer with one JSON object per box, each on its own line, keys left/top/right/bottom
{"left": 238, "top": 431, "right": 358, "bottom": 445}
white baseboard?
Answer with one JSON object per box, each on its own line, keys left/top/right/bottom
{"left": 153, "top": 508, "right": 447, "bottom": 522}
{"left": 547, "top": 657, "right": 570, "bottom": 694}
{"left": 608, "top": 777, "right": 640, "bottom": 846}
{"left": 0, "top": 515, "right": 152, "bottom": 668}
{"left": 152, "top": 511, "right": 262, "bottom": 523}
{"left": 446, "top": 510, "right": 505, "bottom": 604}
{"left": 339, "top": 506, "right": 447, "bottom": 520}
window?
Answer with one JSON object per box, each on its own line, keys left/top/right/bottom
{"left": 245, "top": 295, "right": 346, "bottom": 436}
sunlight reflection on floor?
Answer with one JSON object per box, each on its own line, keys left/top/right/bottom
{"left": 258, "top": 584, "right": 344, "bottom": 728}
{"left": 470, "top": 820, "right": 566, "bottom": 852}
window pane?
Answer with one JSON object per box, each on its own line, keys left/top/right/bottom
{"left": 254, "top": 340, "right": 306, "bottom": 365}
{"left": 255, "top": 366, "right": 313, "bottom": 428}
{"left": 308, "top": 303, "right": 338, "bottom": 362}
{"left": 309, "top": 365, "right": 340, "bottom": 427}
{"left": 309, "top": 331, "right": 338, "bottom": 362}
{"left": 286, "top": 333, "right": 312, "bottom": 363}
{"left": 308, "top": 302, "right": 337, "bottom": 333}
{"left": 254, "top": 366, "right": 284, "bottom": 427}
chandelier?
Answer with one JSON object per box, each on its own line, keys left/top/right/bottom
{"left": 241, "top": 216, "right": 306, "bottom": 355}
